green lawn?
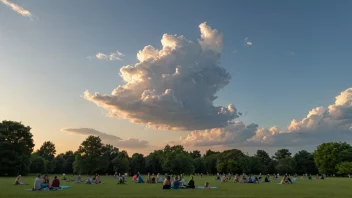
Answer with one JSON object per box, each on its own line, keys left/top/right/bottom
{"left": 1, "top": 175, "right": 351, "bottom": 198}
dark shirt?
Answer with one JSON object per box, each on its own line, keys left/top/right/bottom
{"left": 52, "top": 179, "right": 60, "bottom": 187}
{"left": 187, "top": 180, "right": 195, "bottom": 188}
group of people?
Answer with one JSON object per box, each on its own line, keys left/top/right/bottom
{"left": 162, "top": 175, "right": 199, "bottom": 189}
{"left": 85, "top": 174, "right": 102, "bottom": 184}
{"left": 33, "top": 174, "right": 61, "bottom": 190}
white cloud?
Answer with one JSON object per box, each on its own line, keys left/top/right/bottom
{"left": 61, "top": 128, "right": 148, "bottom": 148}
{"left": 84, "top": 22, "right": 240, "bottom": 130}
{"left": 1, "top": 0, "right": 32, "bottom": 18}
{"left": 95, "top": 50, "right": 125, "bottom": 61}
{"left": 244, "top": 37, "right": 253, "bottom": 46}
{"left": 180, "top": 88, "right": 352, "bottom": 148}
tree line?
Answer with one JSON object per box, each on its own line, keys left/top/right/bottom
{"left": 1, "top": 120, "right": 352, "bottom": 176}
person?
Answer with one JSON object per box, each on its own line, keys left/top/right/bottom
{"left": 186, "top": 176, "right": 195, "bottom": 189}
{"left": 221, "top": 175, "right": 228, "bottom": 183}
{"left": 254, "top": 176, "right": 259, "bottom": 184}
{"left": 280, "top": 176, "right": 288, "bottom": 184}
{"left": 287, "top": 176, "right": 293, "bottom": 184}
{"left": 258, "top": 173, "right": 262, "bottom": 181}
{"left": 146, "top": 173, "right": 151, "bottom": 183}
{"left": 42, "top": 175, "right": 50, "bottom": 188}
{"left": 203, "top": 181, "right": 210, "bottom": 190}
{"left": 117, "top": 175, "right": 125, "bottom": 184}
{"left": 96, "top": 175, "right": 102, "bottom": 183}
{"left": 51, "top": 176, "right": 60, "bottom": 190}
{"left": 33, "top": 175, "right": 42, "bottom": 191}
{"left": 162, "top": 176, "right": 171, "bottom": 189}
{"left": 86, "top": 176, "right": 92, "bottom": 184}
{"left": 62, "top": 173, "right": 66, "bottom": 180}
{"left": 151, "top": 175, "right": 156, "bottom": 183}
{"left": 200, "top": 173, "right": 203, "bottom": 178}
{"left": 248, "top": 176, "right": 253, "bottom": 183}
{"left": 15, "top": 175, "right": 27, "bottom": 185}
{"left": 76, "top": 175, "right": 81, "bottom": 183}
{"left": 172, "top": 176, "right": 181, "bottom": 189}
{"left": 264, "top": 176, "right": 270, "bottom": 183}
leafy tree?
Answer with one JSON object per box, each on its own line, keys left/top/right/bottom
{"left": 73, "top": 136, "right": 108, "bottom": 174}
{"left": 0, "top": 121, "right": 34, "bottom": 176}
{"left": 111, "top": 156, "right": 129, "bottom": 174}
{"left": 37, "top": 141, "right": 56, "bottom": 160}
{"left": 267, "top": 160, "right": 278, "bottom": 174}
{"left": 145, "top": 151, "right": 163, "bottom": 174}
{"left": 63, "top": 151, "right": 75, "bottom": 174}
{"left": 204, "top": 149, "right": 220, "bottom": 158}
{"left": 30, "top": 154, "right": 45, "bottom": 174}
{"left": 189, "top": 150, "right": 201, "bottom": 159}
{"left": 204, "top": 152, "right": 219, "bottom": 174}
{"left": 101, "top": 144, "right": 119, "bottom": 174}
{"left": 255, "top": 150, "right": 272, "bottom": 167}
{"left": 193, "top": 158, "right": 206, "bottom": 173}
{"left": 276, "top": 157, "right": 294, "bottom": 174}
{"left": 216, "top": 149, "right": 245, "bottom": 173}
{"left": 336, "top": 162, "right": 352, "bottom": 175}
{"left": 130, "top": 153, "right": 145, "bottom": 174}
{"left": 53, "top": 156, "right": 66, "bottom": 174}
{"left": 293, "top": 150, "right": 317, "bottom": 174}
{"left": 118, "top": 150, "right": 129, "bottom": 160}
{"left": 175, "top": 153, "right": 194, "bottom": 174}
{"left": 314, "top": 142, "right": 352, "bottom": 174}
{"left": 274, "top": 149, "right": 291, "bottom": 160}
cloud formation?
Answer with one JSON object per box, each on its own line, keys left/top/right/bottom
{"left": 62, "top": 128, "right": 148, "bottom": 148}
{"left": 181, "top": 88, "right": 352, "bottom": 148}
{"left": 84, "top": 22, "right": 240, "bottom": 130}
{"left": 1, "top": 0, "right": 32, "bottom": 18}
{"left": 95, "top": 50, "right": 124, "bottom": 61}
{"left": 244, "top": 37, "right": 253, "bottom": 46}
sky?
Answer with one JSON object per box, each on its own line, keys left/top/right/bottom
{"left": 1, "top": 0, "right": 352, "bottom": 156}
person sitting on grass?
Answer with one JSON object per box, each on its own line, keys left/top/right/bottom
{"left": 233, "top": 174, "right": 239, "bottom": 183}
{"left": 62, "top": 173, "right": 66, "bottom": 180}
{"left": 185, "top": 176, "right": 195, "bottom": 189}
{"left": 42, "top": 175, "right": 50, "bottom": 189}
{"left": 287, "top": 176, "right": 293, "bottom": 184}
{"left": 76, "top": 175, "right": 81, "bottom": 183}
{"left": 33, "top": 175, "right": 43, "bottom": 191}
{"left": 96, "top": 175, "right": 102, "bottom": 183}
{"left": 162, "top": 176, "right": 171, "bottom": 189}
{"left": 86, "top": 176, "right": 92, "bottom": 184}
{"left": 117, "top": 175, "right": 126, "bottom": 184}
{"left": 248, "top": 175, "right": 253, "bottom": 183}
{"left": 51, "top": 176, "right": 60, "bottom": 190}
{"left": 203, "top": 182, "right": 210, "bottom": 190}
{"left": 151, "top": 175, "right": 156, "bottom": 183}
{"left": 146, "top": 173, "right": 151, "bottom": 183}
{"left": 15, "top": 175, "right": 27, "bottom": 185}
{"left": 264, "top": 176, "right": 270, "bottom": 183}
{"left": 221, "top": 175, "right": 228, "bottom": 183}
{"left": 280, "top": 176, "right": 288, "bottom": 184}
{"left": 172, "top": 176, "right": 181, "bottom": 189}
{"left": 253, "top": 176, "right": 259, "bottom": 184}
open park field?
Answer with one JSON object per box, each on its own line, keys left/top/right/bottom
{"left": 0, "top": 176, "right": 351, "bottom": 198}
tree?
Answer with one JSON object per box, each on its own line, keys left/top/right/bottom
{"left": 204, "top": 152, "right": 219, "bottom": 174}
{"left": 313, "top": 142, "right": 352, "bottom": 174}
{"left": 216, "top": 149, "right": 245, "bottom": 173}
{"left": 274, "top": 149, "right": 291, "bottom": 160}
{"left": 37, "top": 141, "right": 56, "bottom": 160}
{"left": 111, "top": 156, "right": 129, "bottom": 174}
{"left": 63, "top": 151, "right": 75, "bottom": 174}
{"left": 53, "top": 156, "right": 66, "bottom": 174}
{"left": 130, "top": 153, "right": 145, "bottom": 174}
{"left": 30, "top": 154, "right": 45, "bottom": 174}
{"left": 189, "top": 150, "right": 201, "bottom": 159}
{"left": 276, "top": 157, "right": 294, "bottom": 174}
{"left": 293, "top": 150, "right": 317, "bottom": 174}
{"left": 193, "top": 158, "right": 206, "bottom": 173}
{"left": 175, "top": 153, "right": 194, "bottom": 174}
{"left": 0, "top": 121, "right": 34, "bottom": 176}
{"left": 101, "top": 144, "right": 119, "bottom": 174}
{"left": 255, "top": 150, "right": 271, "bottom": 167}
{"left": 145, "top": 151, "right": 163, "bottom": 174}
{"left": 73, "top": 136, "right": 108, "bottom": 174}
{"left": 336, "top": 162, "right": 352, "bottom": 175}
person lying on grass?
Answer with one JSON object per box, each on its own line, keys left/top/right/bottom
{"left": 15, "top": 175, "right": 28, "bottom": 185}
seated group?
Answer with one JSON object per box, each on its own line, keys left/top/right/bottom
{"left": 162, "top": 175, "right": 197, "bottom": 189}
{"left": 33, "top": 174, "right": 61, "bottom": 190}
{"left": 85, "top": 174, "right": 102, "bottom": 184}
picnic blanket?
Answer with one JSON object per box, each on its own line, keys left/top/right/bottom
{"left": 196, "top": 186, "right": 217, "bottom": 189}
{"left": 25, "top": 186, "right": 71, "bottom": 191}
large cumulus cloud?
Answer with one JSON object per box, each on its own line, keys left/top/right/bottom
{"left": 84, "top": 23, "right": 240, "bottom": 130}
{"left": 181, "top": 88, "right": 352, "bottom": 147}
{"left": 62, "top": 128, "right": 149, "bottom": 149}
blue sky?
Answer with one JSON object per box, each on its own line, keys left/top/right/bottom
{"left": 1, "top": 0, "right": 352, "bottom": 154}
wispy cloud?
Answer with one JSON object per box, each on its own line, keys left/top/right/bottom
{"left": 244, "top": 37, "right": 253, "bottom": 46}
{"left": 94, "top": 50, "right": 125, "bottom": 61}
{"left": 1, "top": 0, "right": 32, "bottom": 18}
{"left": 61, "top": 128, "right": 149, "bottom": 148}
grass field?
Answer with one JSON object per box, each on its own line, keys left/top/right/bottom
{"left": 1, "top": 175, "right": 351, "bottom": 198}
